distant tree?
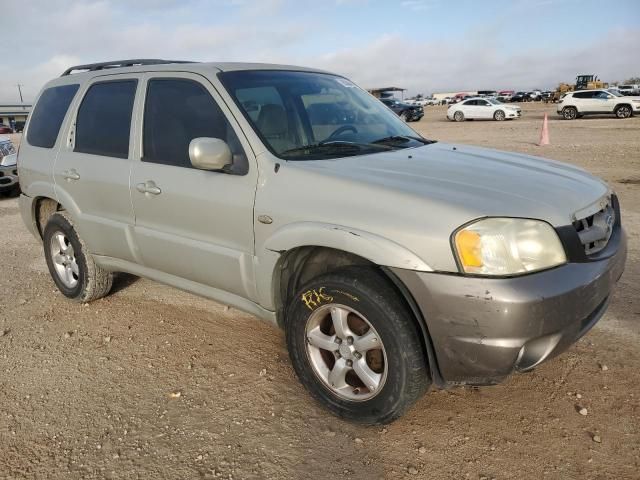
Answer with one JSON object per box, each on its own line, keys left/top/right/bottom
{"left": 624, "top": 76, "right": 640, "bottom": 84}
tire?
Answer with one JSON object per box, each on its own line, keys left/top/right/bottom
{"left": 615, "top": 105, "right": 632, "bottom": 119}
{"left": 562, "top": 107, "right": 578, "bottom": 120}
{"left": 43, "top": 212, "right": 113, "bottom": 303}
{"left": 400, "top": 111, "right": 410, "bottom": 122}
{"left": 494, "top": 110, "right": 506, "bottom": 121}
{"left": 286, "top": 267, "right": 430, "bottom": 424}
{"left": 453, "top": 111, "right": 465, "bottom": 122}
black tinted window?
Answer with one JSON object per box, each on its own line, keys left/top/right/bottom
{"left": 27, "top": 84, "right": 79, "bottom": 148}
{"left": 75, "top": 80, "right": 137, "bottom": 158}
{"left": 143, "top": 78, "right": 246, "bottom": 173}
{"left": 573, "top": 91, "right": 594, "bottom": 99}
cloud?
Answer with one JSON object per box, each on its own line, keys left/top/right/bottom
{"left": 0, "top": 0, "right": 638, "bottom": 102}
{"left": 307, "top": 28, "right": 640, "bottom": 95}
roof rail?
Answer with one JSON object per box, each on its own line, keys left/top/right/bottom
{"left": 61, "top": 59, "right": 195, "bottom": 76}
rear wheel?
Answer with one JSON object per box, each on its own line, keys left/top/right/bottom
{"left": 615, "top": 105, "right": 632, "bottom": 118}
{"left": 453, "top": 111, "right": 465, "bottom": 122}
{"left": 43, "top": 212, "right": 113, "bottom": 302}
{"left": 286, "top": 267, "right": 430, "bottom": 424}
{"left": 494, "top": 110, "right": 506, "bottom": 121}
{"left": 562, "top": 107, "right": 578, "bottom": 120}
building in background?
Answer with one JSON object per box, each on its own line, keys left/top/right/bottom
{"left": 367, "top": 87, "right": 406, "bottom": 99}
{"left": 0, "top": 104, "right": 31, "bottom": 132}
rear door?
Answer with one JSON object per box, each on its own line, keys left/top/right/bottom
{"left": 460, "top": 100, "right": 479, "bottom": 118}
{"left": 129, "top": 72, "right": 258, "bottom": 300}
{"left": 53, "top": 74, "right": 141, "bottom": 261}
{"left": 572, "top": 91, "right": 596, "bottom": 112}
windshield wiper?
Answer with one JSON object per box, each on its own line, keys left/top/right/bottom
{"left": 371, "top": 135, "right": 435, "bottom": 146}
{"left": 279, "top": 141, "right": 392, "bottom": 158}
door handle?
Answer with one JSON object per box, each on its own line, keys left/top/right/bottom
{"left": 63, "top": 169, "right": 80, "bottom": 181}
{"left": 136, "top": 181, "right": 162, "bottom": 195}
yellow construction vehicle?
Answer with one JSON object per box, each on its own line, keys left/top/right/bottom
{"left": 575, "top": 74, "right": 608, "bottom": 90}
{"left": 551, "top": 74, "right": 609, "bottom": 102}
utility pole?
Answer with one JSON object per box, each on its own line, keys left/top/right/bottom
{"left": 17, "top": 84, "right": 24, "bottom": 105}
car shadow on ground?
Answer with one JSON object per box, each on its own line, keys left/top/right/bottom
{"left": 111, "top": 272, "right": 141, "bottom": 294}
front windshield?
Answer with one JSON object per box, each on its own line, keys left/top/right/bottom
{"left": 219, "top": 70, "right": 433, "bottom": 160}
{"left": 488, "top": 98, "right": 503, "bottom": 105}
{"left": 608, "top": 89, "right": 623, "bottom": 97}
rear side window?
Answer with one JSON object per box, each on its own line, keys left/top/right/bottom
{"left": 27, "top": 84, "right": 79, "bottom": 148}
{"left": 143, "top": 78, "right": 246, "bottom": 173}
{"left": 573, "top": 91, "right": 594, "bottom": 99}
{"left": 75, "top": 80, "right": 137, "bottom": 158}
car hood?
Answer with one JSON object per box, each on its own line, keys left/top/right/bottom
{"left": 296, "top": 142, "right": 609, "bottom": 226}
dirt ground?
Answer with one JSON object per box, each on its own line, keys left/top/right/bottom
{"left": 1, "top": 103, "right": 638, "bottom": 480}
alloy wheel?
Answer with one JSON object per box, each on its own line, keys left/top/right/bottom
{"left": 616, "top": 106, "right": 631, "bottom": 118}
{"left": 50, "top": 231, "right": 79, "bottom": 288}
{"left": 305, "top": 304, "right": 387, "bottom": 401}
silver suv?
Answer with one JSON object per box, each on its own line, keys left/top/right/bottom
{"left": 18, "top": 60, "right": 626, "bottom": 424}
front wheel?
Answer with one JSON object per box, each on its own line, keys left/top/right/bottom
{"left": 615, "top": 105, "right": 632, "bottom": 118}
{"left": 400, "top": 111, "right": 410, "bottom": 122}
{"left": 453, "top": 111, "right": 465, "bottom": 122}
{"left": 286, "top": 267, "right": 430, "bottom": 424}
{"left": 494, "top": 110, "right": 506, "bottom": 121}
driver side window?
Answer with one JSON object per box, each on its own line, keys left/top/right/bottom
{"left": 143, "top": 78, "right": 247, "bottom": 174}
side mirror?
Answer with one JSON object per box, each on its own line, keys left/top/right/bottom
{"left": 188, "top": 137, "right": 232, "bottom": 171}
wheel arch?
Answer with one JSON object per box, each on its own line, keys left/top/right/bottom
{"left": 269, "top": 244, "right": 444, "bottom": 387}
{"left": 615, "top": 103, "right": 633, "bottom": 115}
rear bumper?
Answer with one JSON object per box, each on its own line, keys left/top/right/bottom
{"left": 391, "top": 227, "right": 627, "bottom": 386}
{"left": 0, "top": 164, "right": 18, "bottom": 192}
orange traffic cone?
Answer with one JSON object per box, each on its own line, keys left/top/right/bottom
{"left": 538, "top": 113, "right": 550, "bottom": 146}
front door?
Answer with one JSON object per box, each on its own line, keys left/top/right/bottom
{"left": 591, "top": 91, "right": 615, "bottom": 113}
{"left": 130, "top": 72, "right": 258, "bottom": 300}
{"left": 53, "top": 74, "right": 141, "bottom": 261}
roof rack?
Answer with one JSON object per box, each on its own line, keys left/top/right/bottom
{"left": 61, "top": 59, "right": 195, "bottom": 76}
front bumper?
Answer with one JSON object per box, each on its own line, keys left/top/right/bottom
{"left": 0, "top": 164, "right": 19, "bottom": 192}
{"left": 392, "top": 226, "right": 627, "bottom": 386}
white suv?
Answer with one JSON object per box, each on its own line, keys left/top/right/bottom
{"left": 557, "top": 89, "right": 640, "bottom": 119}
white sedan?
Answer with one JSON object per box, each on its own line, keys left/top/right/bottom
{"left": 447, "top": 97, "right": 521, "bottom": 121}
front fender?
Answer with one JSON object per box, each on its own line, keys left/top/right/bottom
{"left": 265, "top": 222, "right": 432, "bottom": 271}
{"left": 254, "top": 222, "right": 432, "bottom": 310}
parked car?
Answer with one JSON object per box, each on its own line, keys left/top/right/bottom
{"left": 0, "top": 136, "right": 19, "bottom": 196}
{"left": 440, "top": 96, "right": 452, "bottom": 105}
{"left": 0, "top": 124, "right": 13, "bottom": 134}
{"left": 557, "top": 89, "right": 640, "bottom": 119}
{"left": 617, "top": 85, "right": 640, "bottom": 96}
{"left": 447, "top": 97, "right": 521, "bottom": 121}
{"left": 527, "top": 90, "right": 543, "bottom": 101}
{"left": 415, "top": 97, "right": 437, "bottom": 106}
{"left": 379, "top": 98, "right": 424, "bottom": 122}
{"left": 497, "top": 90, "right": 514, "bottom": 102}
{"left": 18, "top": 59, "right": 627, "bottom": 424}
{"left": 511, "top": 91, "right": 527, "bottom": 102}
{"left": 477, "top": 90, "right": 497, "bottom": 98}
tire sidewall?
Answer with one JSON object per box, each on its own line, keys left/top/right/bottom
{"left": 563, "top": 107, "right": 577, "bottom": 120}
{"left": 494, "top": 110, "right": 505, "bottom": 121}
{"left": 43, "top": 213, "right": 88, "bottom": 300}
{"left": 286, "top": 273, "right": 426, "bottom": 423}
{"left": 454, "top": 111, "right": 464, "bottom": 122}
{"left": 616, "top": 105, "right": 630, "bottom": 118}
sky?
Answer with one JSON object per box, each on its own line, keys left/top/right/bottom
{"left": 1, "top": 0, "right": 639, "bottom": 103}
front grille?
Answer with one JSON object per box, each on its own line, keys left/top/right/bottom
{"left": 573, "top": 196, "right": 615, "bottom": 255}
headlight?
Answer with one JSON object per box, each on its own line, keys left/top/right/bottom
{"left": 453, "top": 218, "right": 566, "bottom": 276}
